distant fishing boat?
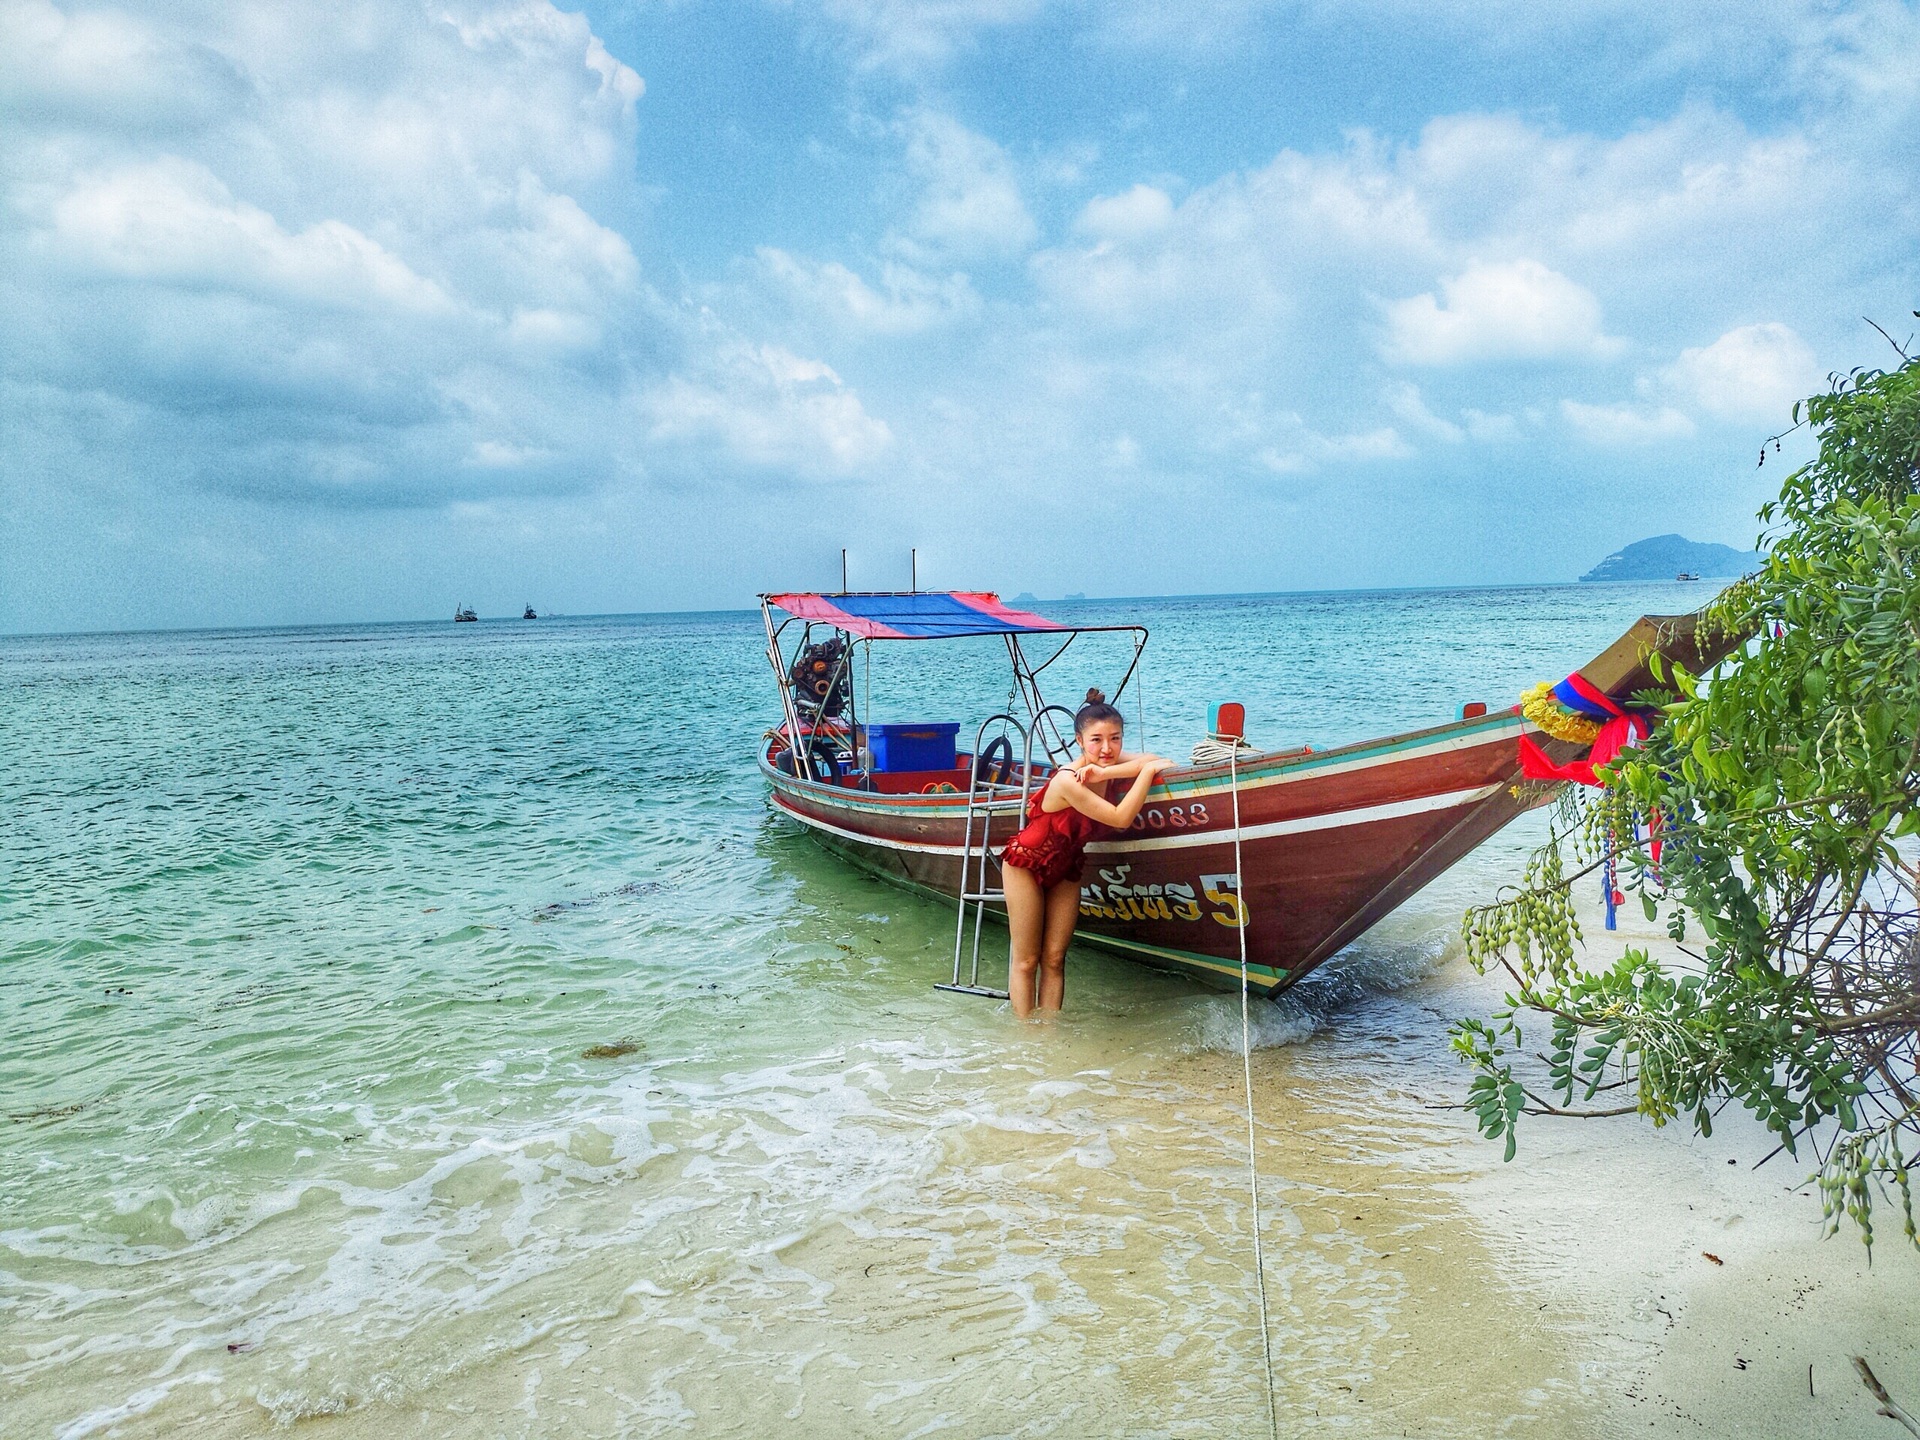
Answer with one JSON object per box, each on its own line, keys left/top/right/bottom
{"left": 1676, "top": 572, "right": 1700, "bottom": 581}
{"left": 454, "top": 605, "right": 478, "bottom": 622}
{"left": 523, "top": 604, "right": 538, "bottom": 620}
{"left": 757, "top": 590, "right": 1740, "bottom": 997}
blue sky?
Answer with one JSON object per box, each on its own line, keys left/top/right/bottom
{"left": 1, "top": 0, "right": 1915, "bottom": 632}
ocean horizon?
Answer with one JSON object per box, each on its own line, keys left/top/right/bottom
{"left": 0, "top": 573, "right": 1695, "bottom": 642}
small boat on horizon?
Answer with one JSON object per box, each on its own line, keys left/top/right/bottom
{"left": 523, "top": 604, "right": 538, "bottom": 619}
{"left": 1676, "top": 572, "right": 1700, "bottom": 581}
{"left": 454, "top": 604, "right": 478, "bottom": 622}
{"left": 757, "top": 590, "right": 1740, "bottom": 998}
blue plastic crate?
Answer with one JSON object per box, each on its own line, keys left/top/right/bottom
{"left": 865, "top": 722, "right": 959, "bottom": 773}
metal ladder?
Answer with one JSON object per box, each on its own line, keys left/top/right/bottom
{"left": 939, "top": 714, "right": 1039, "bottom": 998}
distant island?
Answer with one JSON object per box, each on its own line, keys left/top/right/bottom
{"left": 1579, "top": 534, "right": 1765, "bottom": 583}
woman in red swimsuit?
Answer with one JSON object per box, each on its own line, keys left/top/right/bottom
{"left": 1000, "top": 689, "right": 1170, "bottom": 1018}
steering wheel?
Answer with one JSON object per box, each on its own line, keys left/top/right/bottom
{"left": 805, "top": 737, "right": 843, "bottom": 783}
{"left": 973, "top": 734, "right": 1016, "bottom": 787}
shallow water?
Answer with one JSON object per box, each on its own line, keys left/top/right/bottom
{"left": 2, "top": 583, "right": 1712, "bottom": 1436}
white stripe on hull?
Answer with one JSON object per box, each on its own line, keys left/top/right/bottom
{"left": 771, "top": 780, "right": 1505, "bottom": 857}
{"left": 1086, "top": 782, "right": 1503, "bottom": 852}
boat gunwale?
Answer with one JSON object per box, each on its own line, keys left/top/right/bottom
{"left": 759, "top": 703, "right": 1532, "bottom": 817}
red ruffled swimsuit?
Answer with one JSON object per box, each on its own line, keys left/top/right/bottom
{"left": 1000, "top": 777, "right": 1115, "bottom": 890}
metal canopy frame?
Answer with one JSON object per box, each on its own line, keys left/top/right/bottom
{"left": 759, "top": 592, "right": 1150, "bottom": 785}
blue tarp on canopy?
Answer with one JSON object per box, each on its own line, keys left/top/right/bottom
{"left": 765, "top": 591, "right": 1072, "bottom": 639}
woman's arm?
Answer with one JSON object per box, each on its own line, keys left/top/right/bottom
{"left": 1078, "top": 752, "right": 1167, "bottom": 782}
{"left": 1048, "top": 760, "right": 1169, "bottom": 829}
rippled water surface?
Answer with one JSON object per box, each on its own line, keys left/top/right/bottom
{"left": 2, "top": 584, "right": 1707, "bottom": 1437}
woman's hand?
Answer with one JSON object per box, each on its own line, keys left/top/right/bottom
{"left": 1050, "top": 753, "right": 1174, "bottom": 829}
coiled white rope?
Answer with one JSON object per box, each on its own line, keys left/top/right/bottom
{"left": 1229, "top": 744, "right": 1281, "bottom": 1440}
{"left": 1190, "top": 734, "right": 1255, "bottom": 767}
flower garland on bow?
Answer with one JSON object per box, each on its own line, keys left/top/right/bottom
{"left": 1520, "top": 681, "right": 1602, "bottom": 745}
{"left": 1517, "top": 673, "right": 1654, "bottom": 786}
{"left": 1516, "top": 671, "right": 1663, "bottom": 930}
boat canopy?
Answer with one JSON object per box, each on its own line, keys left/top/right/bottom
{"left": 764, "top": 590, "right": 1081, "bottom": 640}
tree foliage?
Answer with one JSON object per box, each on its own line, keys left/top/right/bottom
{"left": 1454, "top": 329, "right": 1920, "bottom": 1246}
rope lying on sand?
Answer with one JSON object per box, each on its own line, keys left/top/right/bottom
{"left": 1228, "top": 744, "right": 1281, "bottom": 1440}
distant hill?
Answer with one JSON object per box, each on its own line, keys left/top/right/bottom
{"left": 1579, "top": 534, "right": 1765, "bottom": 583}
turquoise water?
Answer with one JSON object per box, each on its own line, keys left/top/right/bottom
{"left": 2, "top": 584, "right": 1707, "bottom": 1436}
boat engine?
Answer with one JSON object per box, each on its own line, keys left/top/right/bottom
{"left": 790, "top": 636, "right": 852, "bottom": 722}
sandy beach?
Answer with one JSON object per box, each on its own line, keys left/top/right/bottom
{"left": 74, "top": 907, "right": 1918, "bottom": 1440}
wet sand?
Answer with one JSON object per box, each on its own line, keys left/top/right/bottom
{"left": 153, "top": 944, "right": 1919, "bottom": 1438}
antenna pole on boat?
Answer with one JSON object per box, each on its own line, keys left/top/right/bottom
{"left": 911, "top": 548, "right": 917, "bottom": 593}
{"left": 841, "top": 548, "right": 848, "bottom": 595}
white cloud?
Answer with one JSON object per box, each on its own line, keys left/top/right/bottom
{"left": 0, "top": 0, "right": 251, "bottom": 130}
{"left": 46, "top": 157, "right": 454, "bottom": 315}
{"left": 644, "top": 340, "right": 893, "bottom": 475}
{"left": 1663, "top": 322, "right": 1820, "bottom": 422}
{"left": 466, "top": 439, "right": 550, "bottom": 468}
{"left": 1383, "top": 380, "right": 1464, "bottom": 442}
{"left": 1561, "top": 398, "right": 1696, "bottom": 446}
{"left": 480, "top": 174, "right": 640, "bottom": 308}
{"left": 1256, "top": 421, "right": 1415, "bottom": 472}
{"left": 895, "top": 109, "right": 1037, "bottom": 260}
{"left": 817, "top": 0, "right": 1044, "bottom": 71}
{"left": 0, "top": 0, "right": 678, "bottom": 512}
{"left": 1383, "top": 259, "right": 1624, "bottom": 366}
{"left": 756, "top": 247, "right": 980, "bottom": 333}
{"left": 1077, "top": 183, "right": 1175, "bottom": 239}
{"left": 1462, "top": 408, "right": 1520, "bottom": 441}
{"left": 507, "top": 307, "right": 600, "bottom": 352}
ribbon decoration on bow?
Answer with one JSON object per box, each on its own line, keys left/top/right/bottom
{"left": 1518, "top": 673, "right": 1653, "bottom": 787}
{"left": 1516, "top": 672, "right": 1666, "bottom": 929}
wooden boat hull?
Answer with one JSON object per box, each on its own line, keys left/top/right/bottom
{"left": 765, "top": 708, "right": 1545, "bottom": 993}
{"left": 762, "top": 611, "right": 1738, "bottom": 995}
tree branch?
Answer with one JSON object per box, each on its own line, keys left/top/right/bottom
{"left": 1864, "top": 316, "right": 1915, "bottom": 363}
{"left": 1854, "top": 1356, "right": 1920, "bottom": 1436}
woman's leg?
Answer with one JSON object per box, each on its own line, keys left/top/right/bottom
{"left": 1034, "top": 878, "right": 1083, "bottom": 1013}
{"left": 1002, "top": 863, "right": 1046, "bottom": 1018}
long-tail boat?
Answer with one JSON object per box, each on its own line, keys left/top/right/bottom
{"left": 759, "top": 590, "right": 1737, "bottom": 997}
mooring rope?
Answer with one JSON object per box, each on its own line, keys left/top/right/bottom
{"left": 1228, "top": 744, "right": 1281, "bottom": 1440}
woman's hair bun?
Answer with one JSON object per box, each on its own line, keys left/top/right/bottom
{"left": 1074, "top": 687, "right": 1123, "bottom": 736}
